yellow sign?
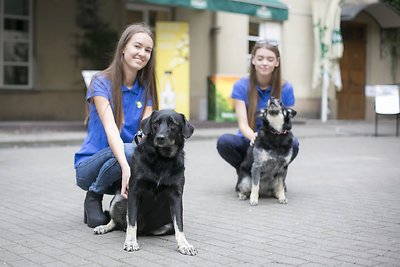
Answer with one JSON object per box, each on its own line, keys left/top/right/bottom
{"left": 155, "top": 22, "right": 190, "bottom": 118}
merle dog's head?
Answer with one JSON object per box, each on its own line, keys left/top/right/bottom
{"left": 140, "top": 110, "right": 194, "bottom": 158}
{"left": 256, "top": 97, "right": 297, "bottom": 133}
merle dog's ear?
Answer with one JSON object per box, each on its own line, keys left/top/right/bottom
{"left": 180, "top": 114, "right": 194, "bottom": 139}
{"left": 256, "top": 109, "right": 266, "bottom": 118}
{"left": 141, "top": 111, "right": 156, "bottom": 135}
{"left": 286, "top": 108, "right": 297, "bottom": 119}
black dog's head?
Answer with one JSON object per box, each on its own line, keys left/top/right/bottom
{"left": 140, "top": 110, "right": 194, "bottom": 158}
{"left": 256, "top": 97, "right": 297, "bottom": 133}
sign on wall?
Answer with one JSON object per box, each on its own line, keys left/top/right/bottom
{"left": 208, "top": 75, "right": 240, "bottom": 122}
{"left": 155, "top": 21, "right": 190, "bottom": 118}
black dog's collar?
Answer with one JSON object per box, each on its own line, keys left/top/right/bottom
{"left": 134, "top": 130, "right": 145, "bottom": 145}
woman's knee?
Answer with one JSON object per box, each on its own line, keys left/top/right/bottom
{"left": 291, "top": 137, "right": 300, "bottom": 162}
{"left": 76, "top": 172, "right": 91, "bottom": 191}
{"left": 217, "top": 135, "right": 232, "bottom": 160}
{"left": 216, "top": 135, "right": 225, "bottom": 150}
{"left": 89, "top": 157, "right": 120, "bottom": 194}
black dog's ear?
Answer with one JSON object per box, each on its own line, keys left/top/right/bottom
{"left": 180, "top": 114, "right": 194, "bottom": 139}
{"left": 140, "top": 116, "right": 151, "bottom": 135}
{"left": 286, "top": 108, "right": 297, "bottom": 119}
{"left": 141, "top": 111, "right": 157, "bottom": 135}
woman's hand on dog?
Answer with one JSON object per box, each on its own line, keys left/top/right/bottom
{"left": 121, "top": 165, "right": 131, "bottom": 199}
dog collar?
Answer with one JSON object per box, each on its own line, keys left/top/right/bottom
{"left": 134, "top": 130, "right": 145, "bottom": 145}
{"left": 270, "top": 129, "right": 288, "bottom": 135}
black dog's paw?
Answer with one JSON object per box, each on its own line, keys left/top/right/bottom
{"left": 93, "top": 225, "right": 108, "bottom": 234}
{"left": 177, "top": 244, "right": 198, "bottom": 256}
{"left": 123, "top": 240, "right": 140, "bottom": 252}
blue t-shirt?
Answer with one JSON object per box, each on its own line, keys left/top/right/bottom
{"left": 231, "top": 76, "right": 295, "bottom": 135}
{"left": 74, "top": 74, "right": 151, "bottom": 167}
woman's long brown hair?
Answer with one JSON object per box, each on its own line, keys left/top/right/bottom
{"left": 102, "top": 23, "right": 159, "bottom": 130}
{"left": 248, "top": 42, "right": 282, "bottom": 131}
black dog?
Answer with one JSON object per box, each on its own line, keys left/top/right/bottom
{"left": 94, "top": 110, "right": 197, "bottom": 256}
{"left": 236, "top": 97, "right": 296, "bottom": 206}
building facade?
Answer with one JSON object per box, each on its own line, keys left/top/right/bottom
{"left": 0, "top": 0, "right": 399, "bottom": 121}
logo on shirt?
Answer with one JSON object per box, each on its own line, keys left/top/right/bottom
{"left": 136, "top": 101, "right": 142, "bottom": 109}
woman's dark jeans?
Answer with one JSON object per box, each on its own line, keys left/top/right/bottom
{"left": 75, "top": 143, "right": 135, "bottom": 195}
{"left": 216, "top": 134, "right": 299, "bottom": 173}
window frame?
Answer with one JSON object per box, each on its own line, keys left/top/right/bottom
{"left": 0, "top": 0, "right": 33, "bottom": 90}
{"left": 247, "top": 18, "right": 282, "bottom": 65}
{"left": 247, "top": 19, "right": 266, "bottom": 66}
{"left": 125, "top": 2, "right": 172, "bottom": 32}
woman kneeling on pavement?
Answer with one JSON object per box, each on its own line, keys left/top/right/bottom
{"left": 216, "top": 39, "right": 299, "bottom": 173}
{"left": 73, "top": 23, "right": 158, "bottom": 228}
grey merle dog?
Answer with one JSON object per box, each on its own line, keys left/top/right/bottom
{"left": 94, "top": 110, "right": 197, "bottom": 256}
{"left": 236, "top": 97, "right": 297, "bottom": 206}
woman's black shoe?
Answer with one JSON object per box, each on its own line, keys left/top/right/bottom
{"left": 83, "top": 191, "right": 108, "bottom": 228}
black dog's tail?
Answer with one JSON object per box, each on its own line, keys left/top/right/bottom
{"left": 104, "top": 210, "right": 111, "bottom": 221}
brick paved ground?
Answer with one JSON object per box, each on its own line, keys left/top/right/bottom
{"left": 0, "top": 120, "right": 399, "bottom": 266}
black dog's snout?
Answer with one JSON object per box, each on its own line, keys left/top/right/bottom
{"left": 156, "top": 135, "right": 166, "bottom": 144}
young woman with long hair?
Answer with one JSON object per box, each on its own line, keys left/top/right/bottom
{"left": 74, "top": 23, "right": 158, "bottom": 228}
{"left": 217, "top": 40, "right": 299, "bottom": 173}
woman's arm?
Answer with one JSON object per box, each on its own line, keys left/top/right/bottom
{"left": 234, "top": 99, "right": 257, "bottom": 144}
{"left": 93, "top": 96, "right": 131, "bottom": 199}
{"left": 282, "top": 82, "right": 295, "bottom": 107}
{"left": 142, "top": 105, "right": 153, "bottom": 120}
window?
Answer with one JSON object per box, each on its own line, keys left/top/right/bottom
{"left": 0, "top": 0, "right": 33, "bottom": 89}
{"left": 126, "top": 3, "right": 171, "bottom": 32}
{"left": 248, "top": 21, "right": 261, "bottom": 54}
{"left": 247, "top": 19, "right": 282, "bottom": 65}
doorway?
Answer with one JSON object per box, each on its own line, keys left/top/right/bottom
{"left": 337, "top": 22, "right": 366, "bottom": 119}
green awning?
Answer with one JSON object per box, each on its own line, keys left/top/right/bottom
{"left": 132, "top": 0, "right": 288, "bottom": 21}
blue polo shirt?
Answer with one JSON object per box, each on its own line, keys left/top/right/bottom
{"left": 231, "top": 76, "right": 295, "bottom": 134}
{"left": 74, "top": 74, "right": 150, "bottom": 167}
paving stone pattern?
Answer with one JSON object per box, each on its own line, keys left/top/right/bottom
{"left": 0, "top": 120, "right": 400, "bottom": 266}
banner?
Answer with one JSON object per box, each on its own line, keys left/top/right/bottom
{"left": 208, "top": 75, "right": 240, "bottom": 122}
{"left": 155, "top": 22, "right": 190, "bottom": 118}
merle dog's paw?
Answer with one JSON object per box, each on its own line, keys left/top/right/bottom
{"left": 93, "top": 225, "right": 108, "bottom": 235}
{"left": 124, "top": 240, "right": 140, "bottom": 252}
{"left": 177, "top": 244, "right": 198, "bottom": 256}
{"left": 278, "top": 198, "right": 288, "bottom": 204}
{"left": 250, "top": 199, "right": 258, "bottom": 206}
{"left": 250, "top": 193, "right": 259, "bottom": 206}
{"left": 238, "top": 193, "right": 248, "bottom": 200}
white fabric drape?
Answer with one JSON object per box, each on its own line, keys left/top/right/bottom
{"left": 312, "top": 0, "right": 344, "bottom": 91}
